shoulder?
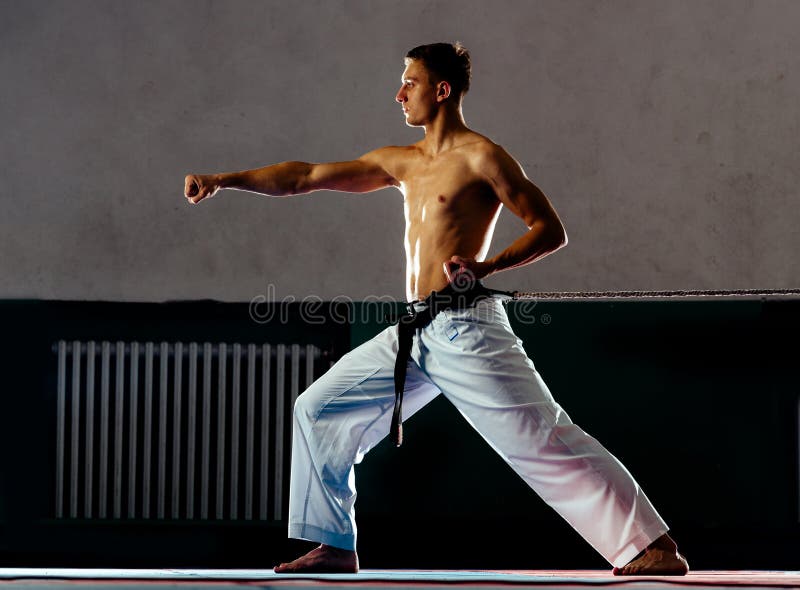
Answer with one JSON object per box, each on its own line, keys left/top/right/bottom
{"left": 360, "top": 143, "right": 420, "bottom": 180}
{"left": 463, "top": 135, "right": 525, "bottom": 180}
{"left": 358, "top": 144, "right": 419, "bottom": 166}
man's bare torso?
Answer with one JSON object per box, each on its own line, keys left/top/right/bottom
{"left": 381, "top": 131, "right": 503, "bottom": 301}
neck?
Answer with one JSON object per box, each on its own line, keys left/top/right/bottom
{"left": 422, "top": 104, "right": 469, "bottom": 155}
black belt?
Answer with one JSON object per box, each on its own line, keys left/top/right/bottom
{"left": 390, "top": 280, "right": 514, "bottom": 447}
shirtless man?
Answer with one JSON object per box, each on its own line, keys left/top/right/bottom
{"left": 184, "top": 43, "right": 689, "bottom": 576}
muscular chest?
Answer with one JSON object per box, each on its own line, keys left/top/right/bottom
{"left": 401, "top": 158, "right": 494, "bottom": 224}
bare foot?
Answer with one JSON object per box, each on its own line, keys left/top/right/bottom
{"left": 274, "top": 544, "right": 359, "bottom": 573}
{"left": 613, "top": 534, "right": 689, "bottom": 576}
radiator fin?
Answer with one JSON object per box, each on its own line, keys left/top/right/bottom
{"left": 54, "top": 341, "right": 321, "bottom": 521}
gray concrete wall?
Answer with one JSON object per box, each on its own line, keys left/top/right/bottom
{"left": 2, "top": 0, "right": 798, "bottom": 302}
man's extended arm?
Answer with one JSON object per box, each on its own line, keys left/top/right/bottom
{"left": 184, "top": 148, "right": 399, "bottom": 204}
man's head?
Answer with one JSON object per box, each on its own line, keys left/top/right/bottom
{"left": 396, "top": 42, "right": 471, "bottom": 126}
{"left": 405, "top": 42, "right": 471, "bottom": 100}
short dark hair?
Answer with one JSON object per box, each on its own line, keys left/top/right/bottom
{"left": 405, "top": 42, "right": 471, "bottom": 99}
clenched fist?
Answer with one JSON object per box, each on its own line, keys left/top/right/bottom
{"left": 184, "top": 174, "right": 221, "bottom": 204}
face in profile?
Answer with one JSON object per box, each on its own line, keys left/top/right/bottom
{"left": 395, "top": 59, "right": 439, "bottom": 127}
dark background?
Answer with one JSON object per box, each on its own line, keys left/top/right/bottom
{"left": 0, "top": 297, "right": 797, "bottom": 570}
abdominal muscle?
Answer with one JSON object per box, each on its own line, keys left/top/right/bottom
{"left": 404, "top": 214, "right": 499, "bottom": 301}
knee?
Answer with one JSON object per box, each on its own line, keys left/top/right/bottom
{"left": 546, "top": 421, "right": 596, "bottom": 453}
{"left": 293, "top": 387, "right": 319, "bottom": 426}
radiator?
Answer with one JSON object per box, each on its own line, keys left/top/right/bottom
{"left": 53, "top": 341, "right": 323, "bottom": 522}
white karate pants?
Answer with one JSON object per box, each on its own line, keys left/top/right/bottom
{"left": 287, "top": 297, "right": 668, "bottom": 567}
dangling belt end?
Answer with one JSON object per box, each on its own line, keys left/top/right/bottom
{"left": 390, "top": 393, "right": 403, "bottom": 447}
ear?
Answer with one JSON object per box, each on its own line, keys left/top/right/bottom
{"left": 436, "top": 81, "right": 451, "bottom": 102}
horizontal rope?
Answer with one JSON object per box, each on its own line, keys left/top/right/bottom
{"left": 511, "top": 288, "right": 800, "bottom": 300}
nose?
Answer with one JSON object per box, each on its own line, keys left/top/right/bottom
{"left": 395, "top": 87, "right": 406, "bottom": 103}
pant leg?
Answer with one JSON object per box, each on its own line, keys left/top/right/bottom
{"left": 416, "top": 298, "right": 668, "bottom": 568}
{"left": 288, "top": 324, "right": 440, "bottom": 550}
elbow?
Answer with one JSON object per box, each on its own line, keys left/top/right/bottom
{"left": 285, "top": 162, "right": 314, "bottom": 197}
{"left": 556, "top": 226, "right": 568, "bottom": 249}
{"left": 285, "top": 161, "right": 313, "bottom": 196}
{"left": 528, "top": 218, "right": 567, "bottom": 253}
{"left": 548, "top": 233, "right": 567, "bottom": 256}
{"left": 543, "top": 220, "right": 567, "bottom": 251}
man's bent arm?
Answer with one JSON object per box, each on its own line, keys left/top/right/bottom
{"left": 485, "top": 219, "right": 566, "bottom": 275}
{"left": 481, "top": 145, "right": 567, "bottom": 276}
